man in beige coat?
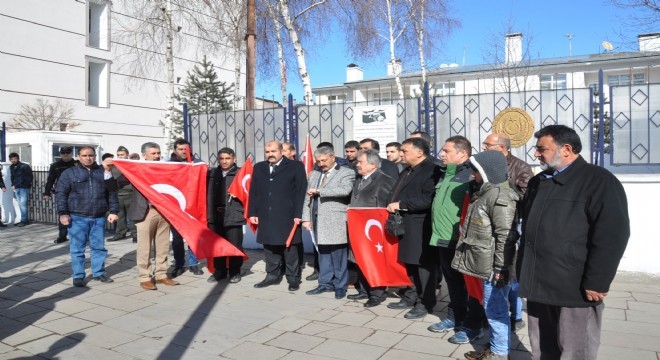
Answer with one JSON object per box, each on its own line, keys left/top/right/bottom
{"left": 302, "top": 146, "right": 356, "bottom": 299}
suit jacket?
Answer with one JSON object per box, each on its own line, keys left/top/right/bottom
{"left": 128, "top": 187, "right": 150, "bottom": 222}
{"left": 248, "top": 157, "right": 307, "bottom": 245}
{"left": 350, "top": 169, "right": 396, "bottom": 208}
{"left": 302, "top": 164, "right": 355, "bottom": 245}
{"left": 380, "top": 158, "right": 400, "bottom": 180}
{"left": 389, "top": 158, "right": 441, "bottom": 265}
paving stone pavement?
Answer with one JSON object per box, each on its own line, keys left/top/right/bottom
{"left": 1, "top": 224, "right": 659, "bottom": 360}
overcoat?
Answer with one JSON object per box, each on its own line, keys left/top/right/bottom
{"left": 302, "top": 164, "right": 355, "bottom": 245}
{"left": 349, "top": 169, "right": 396, "bottom": 208}
{"left": 517, "top": 156, "right": 630, "bottom": 307}
{"left": 389, "top": 158, "right": 441, "bottom": 265}
{"left": 248, "top": 157, "right": 307, "bottom": 245}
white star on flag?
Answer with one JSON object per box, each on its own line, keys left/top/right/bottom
{"left": 375, "top": 242, "right": 384, "bottom": 253}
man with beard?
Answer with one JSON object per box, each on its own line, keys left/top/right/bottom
{"left": 518, "top": 125, "right": 629, "bottom": 359}
{"left": 344, "top": 140, "right": 360, "bottom": 168}
{"left": 249, "top": 141, "right": 307, "bottom": 291}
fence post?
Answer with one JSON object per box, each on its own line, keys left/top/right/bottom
{"left": 424, "top": 81, "right": 431, "bottom": 134}
{"left": 1, "top": 122, "right": 5, "bottom": 162}
{"left": 182, "top": 102, "right": 189, "bottom": 141}
{"left": 596, "top": 69, "right": 605, "bottom": 167}
{"left": 288, "top": 94, "right": 298, "bottom": 152}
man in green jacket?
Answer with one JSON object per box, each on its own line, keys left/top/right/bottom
{"left": 427, "top": 136, "right": 484, "bottom": 345}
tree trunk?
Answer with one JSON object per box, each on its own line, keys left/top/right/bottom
{"left": 164, "top": 0, "right": 175, "bottom": 149}
{"left": 415, "top": 1, "right": 426, "bottom": 84}
{"left": 233, "top": 41, "right": 242, "bottom": 110}
{"left": 386, "top": 0, "right": 404, "bottom": 100}
{"left": 279, "top": 0, "right": 313, "bottom": 105}
{"left": 268, "top": 3, "right": 288, "bottom": 106}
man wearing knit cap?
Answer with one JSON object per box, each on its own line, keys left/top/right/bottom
{"left": 452, "top": 150, "right": 519, "bottom": 360}
{"left": 109, "top": 146, "right": 137, "bottom": 242}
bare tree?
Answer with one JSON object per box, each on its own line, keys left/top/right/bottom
{"left": 112, "top": 0, "right": 226, "bottom": 148}
{"left": 611, "top": 0, "right": 660, "bottom": 28}
{"left": 404, "top": 0, "right": 458, "bottom": 84}
{"left": 481, "top": 21, "right": 535, "bottom": 93}
{"left": 201, "top": 0, "right": 247, "bottom": 110}
{"left": 10, "top": 99, "right": 79, "bottom": 131}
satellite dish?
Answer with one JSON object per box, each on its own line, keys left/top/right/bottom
{"left": 602, "top": 41, "right": 614, "bottom": 51}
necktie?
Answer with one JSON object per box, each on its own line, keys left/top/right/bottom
{"left": 358, "top": 177, "right": 367, "bottom": 191}
{"left": 319, "top": 172, "right": 329, "bottom": 188}
{"left": 270, "top": 163, "right": 277, "bottom": 174}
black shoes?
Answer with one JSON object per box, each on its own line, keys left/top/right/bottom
{"left": 335, "top": 289, "right": 347, "bottom": 299}
{"left": 288, "top": 283, "right": 300, "bottom": 291}
{"left": 108, "top": 234, "right": 126, "bottom": 242}
{"left": 305, "top": 271, "right": 319, "bottom": 281}
{"left": 306, "top": 286, "right": 333, "bottom": 295}
{"left": 387, "top": 301, "right": 413, "bottom": 310}
{"left": 404, "top": 308, "right": 428, "bottom": 319}
{"left": 189, "top": 265, "right": 204, "bottom": 275}
{"left": 254, "top": 277, "right": 282, "bottom": 288}
{"left": 229, "top": 274, "right": 242, "bottom": 283}
{"left": 347, "top": 293, "right": 369, "bottom": 301}
{"left": 16, "top": 222, "right": 27, "bottom": 227}
{"left": 169, "top": 266, "right": 186, "bottom": 278}
{"left": 54, "top": 238, "right": 68, "bottom": 244}
{"left": 132, "top": 237, "right": 137, "bottom": 243}
{"left": 93, "top": 274, "right": 114, "bottom": 283}
{"left": 364, "top": 298, "right": 384, "bottom": 308}
{"left": 73, "top": 278, "right": 85, "bottom": 287}
{"left": 0, "top": 222, "right": 7, "bottom": 227}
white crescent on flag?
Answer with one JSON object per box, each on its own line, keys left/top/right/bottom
{"left": 242, "top": 174, "right": 251, "bottom": 194}
{"left": 364, "top": 219, "right": 383, "bottom": 242}
{"left": 151, "top": 184, "right": 186, "bottom": 210}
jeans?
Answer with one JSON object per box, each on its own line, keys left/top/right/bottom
{"left": 509, "top": 279, "right": 523, "bottom": 321}
{"left": 483, "top": 280, "right": 511, "bottom": 356}
{"left": 14, "top": 188, "right": 30, "bottom": 223}
{"left": 69, "top": 214, "right": 108, "bottom": 279}
{"left": 172, "top": 228, "right": 199, "bottom": 267}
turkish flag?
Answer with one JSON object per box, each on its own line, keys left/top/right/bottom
{"left": 301, "top": 134, "right": 314, "bottom": 176}
{"left": 227, "top": 157, "right": 257, "bottom": 234}
{"left": 347, "top": 208, "right": 412, "bottom": 287}
{"left": 113, "top": 160, "right": 247, "bottom": 265}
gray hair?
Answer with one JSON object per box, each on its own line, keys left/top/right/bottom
{"left": 314, "top": 146, "right": 335, "bottom": 157}
{"left": 357, "top": 149, "right": 381, "bottom": 168}
{"left": 141, "top": 142, "right": 160, "bottom": 154}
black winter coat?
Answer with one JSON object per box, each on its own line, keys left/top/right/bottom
{"left": 207, "top": 165, "right": 246, "bottom": 227}
{"left": 389, "top": 158, "right": 441, "bottom": 265}
{"left": 248, "top": 157, "right": 307, "bottom": 245}
{"left": 517, "top": 156, "right": 630, "bottom": 307}
{"left": 44, "top": 159, "right": 79, "bottom": 196}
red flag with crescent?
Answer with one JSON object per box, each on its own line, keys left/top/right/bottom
{"left": 301, "top": 135, "right": 314, "bottom": 176}
{"left": 113, "top": 160, "right": 247, "bottom": 264}
{"left": 227, "top": 157, "right": 257, "bottom": 234}
{"left": 347, "top": 208, "right": 412, "bottom": 287}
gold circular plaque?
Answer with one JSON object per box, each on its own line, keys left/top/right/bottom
{"left": 493, "top": 108, "right": 535, "bottom": 148}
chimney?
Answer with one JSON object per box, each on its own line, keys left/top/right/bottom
{"left": 346, "top": 63, "right": 363, "bottom": 82}
{"left": 639, "top": 33, "right": 660, "bottom": 52}
{"left": 505, "top": 33, "right": 523, "bottom": 64}
{"left": 387, "top": 59, "right": 402, "bottom": 76}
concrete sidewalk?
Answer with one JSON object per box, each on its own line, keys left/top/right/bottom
{"left": 1, "top": 223, "right": 659, "bottom": 360}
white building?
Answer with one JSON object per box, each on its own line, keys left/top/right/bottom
{"left": 0, "top": 0, "right": 245, "bottom": 166}
{"left": 314, "top": 33, "right": 660, "bottom": 104}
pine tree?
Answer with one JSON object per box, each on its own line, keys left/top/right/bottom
{"left": 163, "top": 55, "right": 234, "bottom": 142}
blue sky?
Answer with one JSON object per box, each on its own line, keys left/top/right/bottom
{"left": 255, "top": 0, "right": 649, "bottom": 104}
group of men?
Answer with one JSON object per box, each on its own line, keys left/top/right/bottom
{"left": 249, "top": 126, "right": 629, "bottom": 360}
{"left": 14, "top": 122, "right": 629, "bottom": 360}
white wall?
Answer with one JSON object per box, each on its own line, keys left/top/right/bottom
{"left": 617, "top": 174, "right": 660, "bottom": 274}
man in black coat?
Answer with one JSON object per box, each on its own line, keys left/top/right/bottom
{"left": 249, "top": 141, "right": 308, "bottom": 291}
{"left": 386, "top": 138, "right": 441, "bottom": 320}
{"left": 348, "top": 149, "right": 396, "bottom": 307}
{"left": 43, "top": 146, "right": 78, "bottom": 243}
{"left": 207, "top": 147, "right": 246, "bottom": 283}
{"left": 518, "top": 125, "right": 630, "bottom": 360}
{"left": 359, "top": 138, "right": 400, "bottom": 180}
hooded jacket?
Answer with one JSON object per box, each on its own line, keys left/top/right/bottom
{"left": 451, "top": 151, "right": 519, "bottom": 280}
{"left": 430, "top": 162, "right": 473, "bottom": 248}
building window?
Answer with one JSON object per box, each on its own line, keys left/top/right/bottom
{"left": 633, "top": 73, "right": 646, "bottom": 85}
{"left": 372, "top": 92, "right": 392, "bottom": 102}
{"left": 328, "top": 95, "right": 346, "bottom": 103}
{"left": 87, "top": 0, "right": 110, "bottom": 50}
{"left": 7, "top": 144, "right": 32, "bottom": 164}
{"left": 433, "top": 82, "right": 455, "bottom": 96}
{"left": 607, "top": 73, "right": 644, "bottom": 86}
{"left": 540, "top": 74, "right": 566, "bottom": 90}
{"left": 86, "top": 57, "right": 111, "bottom": 107}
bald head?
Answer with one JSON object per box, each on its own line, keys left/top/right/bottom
{"left": 483, "top": 133, "right": 510, "bottom": 155}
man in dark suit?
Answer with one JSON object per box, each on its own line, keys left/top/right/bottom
{"left": 347, "top": 149, "right": 396, "bottom": 307}
{"left": 249, "top": 141, "right": 308, "bottom": 291}
{"left": 386, "top": 138, "right": 441, "bottom": 320}
{"left": 359, "top": 138, "right": 400, "bottom": 179}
